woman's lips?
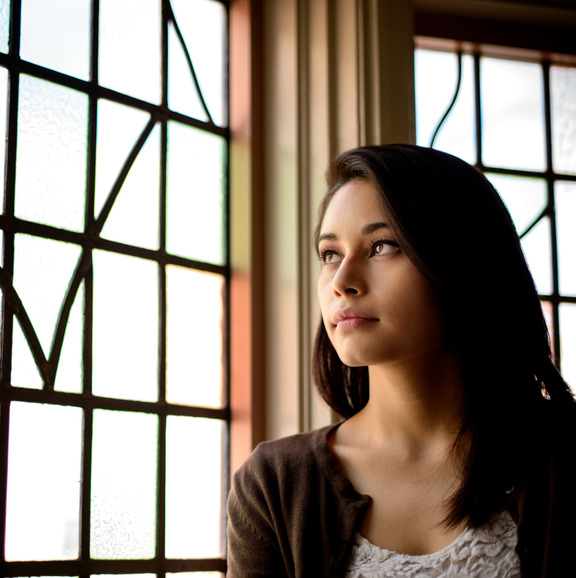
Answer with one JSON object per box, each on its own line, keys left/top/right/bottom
{"left": 332, "top": 308, "right": 378, "bottom": 330}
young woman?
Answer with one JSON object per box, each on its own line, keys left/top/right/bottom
{"left": 226, "top": 145, "right": 575, "bottom": 577}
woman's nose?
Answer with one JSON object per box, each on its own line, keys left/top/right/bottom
{"left": 332, "top": 258, "right": 366, "bottom": 297}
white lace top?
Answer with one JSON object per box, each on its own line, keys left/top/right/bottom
{"left": 344, "top": 510, "right": 520, "bottom": 577}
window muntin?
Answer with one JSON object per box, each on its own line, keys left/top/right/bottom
{"left": 0, "top": 1, "right": 229, "bottom": 576}
{"left": 415, "top": 43, "right": 576, "bottom": 387}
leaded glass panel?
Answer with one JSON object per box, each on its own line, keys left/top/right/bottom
{"left": 551, "top": 65, "right": 576, "bottom": 175}
{"left": 415, "top": 44, "right": 576, "bottom": 388}
{"left": 5, "top": 402, "right": 83, "bottom": 561}
{"left": 15, "top": 75, "right": 87, "bottom": 232}
{"left": 20, "top": 0, "right": 91, "bottom": 79}
{"left": 415, "top": 49, "right": 475, "bottom": 163}
{"left": 98, "top": 0, "right": 161, "bottom": 103}
{"left": 481, "top": 57, "right": 546, "bottom": 171}
{"left": 91, "top": 410, "right": 158, "bottom": 560}
{"left": 1, "top": 1, "right": 228, "bottom": 575}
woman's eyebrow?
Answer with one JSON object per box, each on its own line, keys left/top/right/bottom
{"left": 317, "top": 232, "right": 337, "bottom": 244}
{"left": 317, "top": 222, "right": 389, "bottom": 245}
{"left": 362, "top": 221, "right": 389, "bottom": 234}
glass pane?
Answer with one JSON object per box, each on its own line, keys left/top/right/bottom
{"left": 551, "top": 65, "right": 576, "bottom": 175}
{"left": 167, "top": 123, "right": 226, "bottom": 265}
{"left": 15, "top": 75, "right": 87, "bottom": 232}
{"left": 487, "top": 173, "right": 551, "bottom": 292}
{"left": 91, "top": 409, "right": 158, "bottom": 560}
{"left": 556, "top": 181, "right": 576, "bottom": 296}
{"left": 0, "top": 0, "right": 8, "bottom": 53}
{"left": 5, "top": 402, "right": 82, "bottom": 561}
{"left": 166, "top": 416, "right": 225, "bottom": 558}
{"left": 1, "top": 66, "right": 7, "bottom": 210}
{"left": 54, "top": 281, "right": 84, "bottom": 394}
{"left": 12, "top": 234, "right": 82, "bottom": 386}
{"left": 481, "top": 57, "right": 546, "bottom": 171}
{"left": 168, "top": 23, "right": 209, "bottom": 124}
{"left": 100, "top": 122, "right": 160, "bottom": 250}
{"left": 560, "top": 304, "right": 576, "bottom": 392}
{"left": 415, "top": 50, "right": 475, "bottom": 164}
{"left": 487, "top": 174, "right": 547, "bottom": 237}
{"left": 99, "top": 0, "right": 161, "bottom": 104}
{"left": 95, "top": 100, "right": 151, "bottom": 218}
{"left": 520, "top": 216, "right": 553, "bottom": 296}
{"left": 169, "top": 0, "right": 227, "bottom": 126}
{"left": 166, "top": 267, "right": 224, "bottom": 407}
{"left": 92, "top": 250, "right": 159, "bottom": 402}
{"left": 20, "top": 0, "right": 90, "bottom": 79}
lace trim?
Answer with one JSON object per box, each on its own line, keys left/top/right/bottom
{"left": 344, "top": 510, "right": 520, "bottom": 577}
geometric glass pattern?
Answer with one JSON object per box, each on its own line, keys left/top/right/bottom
{"left": 0, "top": 1, "right": 229, "bottom": 576}
{"left": 416, "top": 45, "right": 576, "bottom": 389}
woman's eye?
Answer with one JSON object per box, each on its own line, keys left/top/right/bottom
{"left": 319, "top": 250, "right": 340, "bottom": 265}
{"left": 371, "top": 240, "right": 399, "bottom": 256}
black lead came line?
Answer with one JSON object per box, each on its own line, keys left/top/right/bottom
{"left": 430, "top": 51, "right": 463, "bottom": 149}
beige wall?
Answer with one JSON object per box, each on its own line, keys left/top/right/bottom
{"left": 260, "top": 0, "right": 416, "bottom": 441}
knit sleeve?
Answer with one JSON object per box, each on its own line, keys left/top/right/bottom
{"left": 226, "top": 447, "right": 290, "bottom": 578}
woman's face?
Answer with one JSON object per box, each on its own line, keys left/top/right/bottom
{"left": 316, "top": 180, "right": 448, "bottom": 368}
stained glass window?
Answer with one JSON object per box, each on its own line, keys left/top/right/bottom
{"left": 416, "top": 44, "right": 576, "bottom": 388}
{"left": 0, "top": 1, "right": 229, "bottom": 576}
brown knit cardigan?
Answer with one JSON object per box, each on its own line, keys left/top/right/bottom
{"left": 226, "top": 402, "right": 575, "bottom": 577}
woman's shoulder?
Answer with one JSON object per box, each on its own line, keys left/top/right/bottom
{"left": 230, "top": 421, "right": 365, "bottom": 504}
{"left": 236, "top": 423, "right": 340, "bottom": 479}
{"left": 229, "top": 421, "right": 368, "bottom": 522}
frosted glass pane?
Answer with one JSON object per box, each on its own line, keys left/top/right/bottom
{"left": 166, "top": 267, "right": 224, "bottom": 407}
{"left": 92, "top": 251, "right": 159, "bottom": 402}
{"left": 54, "top": 281, "right": 84, "bottom": 394}
{"left": 100, "top": 124, "right": 160, "bottom": 250}
{"left": 95, "top": 100, "right": 151, "bottom": 217}
{"left": 521, "top": 216, "right": 553, "bottom": 296}
{"left": 481, "top": 58, "right": 546, "bottom": 171}
{"left": 551, "top": 66, "right": 576, "bottom": 175}
{"left": 0, "top": 0, "right": 8, "bottom": 53}
{"left": 15, "top": 75, "right": 87, "bottom": 232}
{"left": 91, "top": 410, "right": 157, "bottom": 560}
{"left": 21, "top": 0, "right": 90, "bottom": 79}
{"left": 168, "top": 23, "right": 209, "bottom": 124}
{"left": 556, "top": 181, "right": 576, "bottom": 296}
{"left": 560, "top": 304, "right": 576, "bottom": 393}
{"left": 0, "top": 66, "right": 7, "bottom": 210}
{"left": 12, "top": 235, "right": 82, "bottom": 386}
{"left": 415, "top": 50, "right": 475, "bottom": 164}
{"left": 99, "top": 0, "right": 161, "bottom": 104}
{"left": 5, "top": 402, "right": 82, "bottom": 561}
{"left": 169, "top": 0, "right": 227, "bottom": 126}
{"left": 487, "top": 174, "right": 547, "bottom": 236}
{"left": 166, "top": 416, "right": 225, "bottom": 558}
{"left": 167, "top": 123, "right": 226, "bottom": 265}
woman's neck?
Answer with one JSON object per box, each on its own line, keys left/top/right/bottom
{"left": 351, "top": 351, "right": 464, "bottom": 459}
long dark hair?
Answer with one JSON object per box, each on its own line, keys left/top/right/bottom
{"left": 312, "top": 144, "right": 573, "bottom": 526}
